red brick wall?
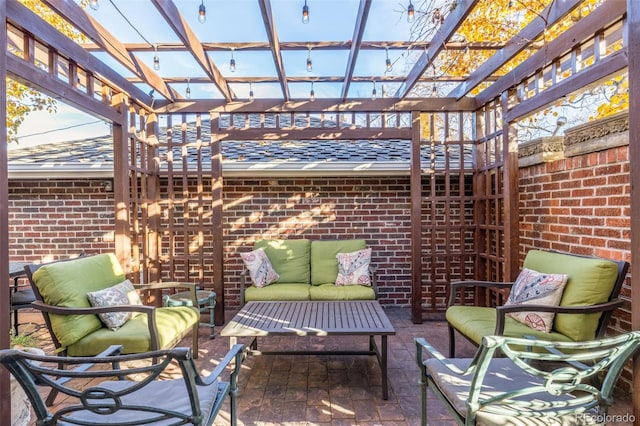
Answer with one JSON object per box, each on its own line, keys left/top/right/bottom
{"left": 8, "top": 179, "right": 116, "bottom": 263}
{"left": 222, "top": 177, "right": 414, "bottom": 309}
{"left": 519, "top": 145, "right": 632, "bottom": 390}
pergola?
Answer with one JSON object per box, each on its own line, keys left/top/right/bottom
{"left": 1, "top": 0, "right": 639, "bottom": 423}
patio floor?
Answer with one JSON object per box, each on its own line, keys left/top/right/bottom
{"left": 18, "top": 307, "right": 635, "bottom": 425}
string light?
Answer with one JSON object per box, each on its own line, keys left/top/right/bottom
{"left": 306, "top": 46, "right": 313, "bottom": 72}
{"left": 431, "top": 84, "right": 438, "bottom": 96}
{"left": 198, "top": 0, "right": 206, "bottom": 24}
{"left": 249, "top": 82, "right": 254, "bottom": 101}
{"left": 89, "top": 0, "right": 99, "bottom": 10}
{"left": 385, "top": 47, "right": 392, "bottom": 72}
{"left": 302, "top": 0, "right": 310, "bottom": 24}
{"left": 371, "top": 81, "right": 377, "bottom": 100}
{"left": 309, "top": 81, "right": 315, "bottom": 101}
{"left": 186, "top": 78, "right": 191, "bottom": 99}
{"left": 382, "top": 84, "right": 387, "bottom": 98}
{"left": 407, "top": 0, "right": 415, "bottom": 23}
{"left": 153, "top": 44, "right": 160, "bottom": 70}
{"left": 229, "top": 49, "right": 236, "bottom": 72}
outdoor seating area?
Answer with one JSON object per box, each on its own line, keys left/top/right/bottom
{"left": 7, "top": 307, "right": 636, "bottom": 425}
{"left": 2, "top": 0, "right": 640, "bottom": 425}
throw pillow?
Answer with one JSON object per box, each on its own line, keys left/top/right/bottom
{"left": 240, "top": 247, "right": 279, "bottom": 288}
{"left": 335, "top": 248, "right": 372, "bottom": 286}
{"left": 87, "top": 280, "right": 142, "bottom": 330}
{"left": 504, "top": 268, "right": 569, "bottom": 332}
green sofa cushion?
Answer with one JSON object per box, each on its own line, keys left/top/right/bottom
{"left": 523, "top": 250, "right": 619, "bottom": 341}
{"left": 244, "top": 283, "right": 311, "bottom": 302}
{"left": 446, "top": 306, "right": 573, "bottom": 346}
{"left": 67, "top": 306, "right": 199, "bottom": 356}
{"left": 31, "top": 253, "right": 126, "bottom": 347}
{"left": 309, "top": 283, "right": 376, "bottom": 301}
{"left": 255, "top": 239, "right": 311, "bottom": 284}
{"left": 310, "top": 239, "right": 367, "bottom": 285}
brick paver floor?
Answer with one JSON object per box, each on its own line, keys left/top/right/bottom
{"left": 17, "top": 307, "right": 635, "bottom": 425}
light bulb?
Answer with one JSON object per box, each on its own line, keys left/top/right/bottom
{"left": 198, "top": 1, "right": 206, "bottom": 24}
{"left": 153, "top": 53, "right": 160, "bottom": 71}
{"left": 302, "top": 1, "right": 309, "bottom": 24}
{"left": 306, "top": 57, "right": 312, "bottom": 72}
{"left": 385, "top": 48, "right": 392, "bottom": 72}
{"left": 230, "top": 58, "right": 236, "bottom": 72}
{"left": 89, "top": 0, "right": 99, "bottom": 10}
{"left": 309, "top": 82, "right": 315, "bottom": 101}
{"left": 407, "top": 1, "right": 415, "bottom": 23}
{"left": 186, "top": 79, "right": 191, "bottom": 99}
{"left": 371, "top": 82, "right": 377, "bottom": 100}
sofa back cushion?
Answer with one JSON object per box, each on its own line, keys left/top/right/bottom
{"left": 31, "top": 253, "right": 127, "bottom": 347}
{"left": 522, "top": 250, "right": 620, "bottom": 341}
{"left": 254, "top": 239, "right": 311, "bottom": 284}
{"left": 310, "top": 239, "right": 367, "bottom": 285}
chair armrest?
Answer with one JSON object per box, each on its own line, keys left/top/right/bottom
{"left": 198, "top": 344, "right": 245, "bottom": 387}
{"left": 369, "top": 265, "right": 379, "bottom": 299}
{"left": 415, "top": 338, "right": 473, "bottom": 376}
{"left": 31, "top": 301, "right": 163, "bottom": 351}
{"left": 239, "top": 270, "right": 250, "bottom": 305}
{"left": 448, "top": 280, "right": 514, "bottom": 307}
{"left": 494, "top": 299, "right": 624, "bottom": 334}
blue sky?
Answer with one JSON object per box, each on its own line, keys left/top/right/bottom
{"left": 13, "top": 0, "right": 420, "bottom": 148}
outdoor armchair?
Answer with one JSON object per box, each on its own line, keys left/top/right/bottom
{"left": 446, "top": 249, "right": 629, "bottom": 357}
{"left": 415, "top": 331, "right": 640, "bottom": 426}
{"left": 24, "top": 253, "right": 201, "bottom": 358}
{"left": 0, "top": 343, "right": 245, "bottom": 426}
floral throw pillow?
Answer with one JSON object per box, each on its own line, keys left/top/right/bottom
{"left": 240, "top": 248, "right": 279, "bottom": 288}
{"left": 504, "top": 268, "right": 569, "bottom": 332}
{"left": 87, "top": 279, "right": 142, "bottom": 331}
{"left": 335, "top": 248, "right": 372, "bottom": 286}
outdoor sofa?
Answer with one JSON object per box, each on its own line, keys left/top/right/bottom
{"left": 239, "top": 238, "right": 378, "bottom": 304}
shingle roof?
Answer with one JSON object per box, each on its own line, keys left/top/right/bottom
{"left": 8, "top": 132, "right": 472, "bottom": 178}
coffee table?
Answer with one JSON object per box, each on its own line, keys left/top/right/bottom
{"left": 221, "top": 300, "right": 396, "bottom": 399}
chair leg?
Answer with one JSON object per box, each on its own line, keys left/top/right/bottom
{"left": 12, "top": 308, "right": 19, "bottom": 335}
{"left": 419, "top": 374, "right": 427, "bottom": 426}
{"left": 448, "top": 325, "right": 456, "bottom": 358}
{"left": 192, "top": 324, "right": 199, "bottom": 359}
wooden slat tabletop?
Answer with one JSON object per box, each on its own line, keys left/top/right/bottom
{"left": 221, "top": 301, "right": 396, "bottom": 337}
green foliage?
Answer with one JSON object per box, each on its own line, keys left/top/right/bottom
{"left": 9, "top": 328, "right": 39, "bottom": 349}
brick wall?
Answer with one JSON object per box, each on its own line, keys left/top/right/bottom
{"left": 222, "top": 177, "right": 413, "bottom": 309}
{"left": 8, "top": 179, "right": 116, "bottom": 263}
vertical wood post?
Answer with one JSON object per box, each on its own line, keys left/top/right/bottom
{"left": 113, "top": 98, "right": 132, "bottom": 274}
{"left": 501, "top": 92, "right": 520, "bottom": 280}
{"left": 211, "top": 112, "right": 225, "bottom": 324}
{"left": 0, "top": 1, "right": 11, "bottom": 425}
{"left": 627, "top": 1, "right": 640, "bottom": 423}
{"left": 410, "top": 111, "right": 422, "bottom": 323}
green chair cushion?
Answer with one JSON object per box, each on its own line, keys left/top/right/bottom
{"left": 310, "top": 239, "right": 367, "bottom": 285}
{"left": 523, "top": 250, "right": 619, "bottom": 341}
{"left": 255, "top": 239, "right": 311, "bottom": 284}
{"left": 309, "top": 283, "right": 376, "bottom": 301}
{"left": 446, "top": 306, "right": 573, "bottom": 346}
{"left": 67, "top": 306, "right": 199, "bottom": 356}
{"left": 31, "top": 253, "right": 126, "bottom": 347}
{"left": 244, "top": 283, "right": 311, "bottom": 302}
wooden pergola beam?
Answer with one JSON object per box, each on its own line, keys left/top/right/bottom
{"left": 258, "top": 0, "right": 290, "bottom": 101}
{"left": 7, "top": 0, "right": 151, "bottom": 108}
{"left": 152, "top": 0, "right": 232, "bottom": 101}
{"left": 43, "top": 0, "right": 175, "bottom": 102}
{"left": 478, "top": 0, "right": 626, "bottom": 107}
{"left": 156, "top": 97, "right": 477, "bottom": 114}
{"left": 448, "top": 0, "right": 584, "bottom": 100}
{"left": 341, "top": 0, "right": 372, "bottom": 101}
{"left": 395, "top": 0, "right": 479, "bottom": 99}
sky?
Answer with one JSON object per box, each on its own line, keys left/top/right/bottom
{"left": 10, "top": 0, "right": 424, "bottom": 149}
